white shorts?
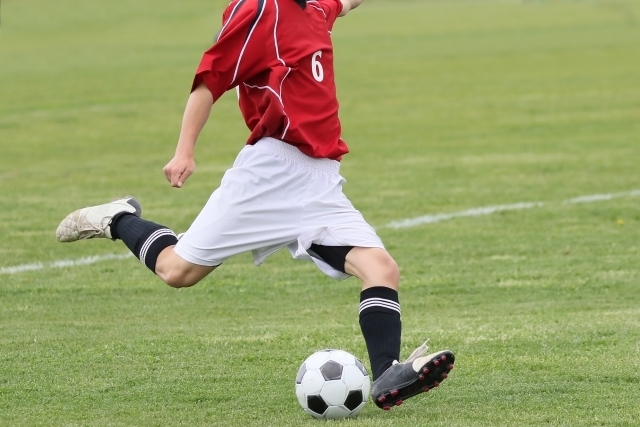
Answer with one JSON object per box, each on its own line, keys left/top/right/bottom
{"left": 174, "top": 137, "right": 384, "bottom": 279}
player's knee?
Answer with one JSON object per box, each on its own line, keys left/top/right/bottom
{"left": 158, "top": 268, "right": 199, "bottom": 288}
{"left": 154, "top": 247, "right": 214, "bottom": 288}
{"left": 365, "top": 250, "right": 400, "bottom": 288}
{"left": 348, "top": 248, "right": 400, "bottom": 288}
{"left": 155, "top": 259, "right": 198, "bottom": 288}
{"left": 378, "top": 252, "right": 400, "bottom": 286}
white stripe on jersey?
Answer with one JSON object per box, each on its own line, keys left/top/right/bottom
{"left": 307, "top": 2, "right": 327, "bottom": 19}
{"left": 279, "top": 67, "right": 292, "bottom": 139}
{"left": 239, "top": 1, "right": 293, "bottom": 140}
{"left": 217, "top": 0, "right": 246, "bottom": 42}
{"left": 273, "top": 0, "right": 286, "bottom": 66}
{"left": 243, "top": 83, "right": 282, "bottom": 102}
{"left": 232, "top": 0, "right": 267, "bottom": 84}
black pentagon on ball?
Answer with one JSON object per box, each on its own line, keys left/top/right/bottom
{"left": 355, "top": 358, "right": 368, "bottom": 376}
{"left": 320, "top": 360, "right": 343, "bottom": 381}
{"left": 295, "top": 363, "right": 306, "bottom": 384}
{"left": 344, "top": 390, "right": 364, "bottom": 411}
{"left": 307, "top": 395, "right": 328, "bottom": 415}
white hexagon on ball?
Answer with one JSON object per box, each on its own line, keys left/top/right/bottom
{"left": 320, "top": 380, "right": 348, "bottom": 406}
{"left": 303, "top": 350, "right": 331, "bottom": 369}
{"left": 295, "top": 384, "right": 307, "bottom": 409}
{"left": 325, "top": 405, "right": 351, "bottom": 419}
{"left": 300, "top": 368, "right": 324, "bottom": 395}
{"left": 361, "top": 374, "right": 371, "bottom": 399}
{"left": 341, "top": 364, "right": 366, "bottom": 389}
{"left": 328, "top": 349, "right": 356, "bottom": 366}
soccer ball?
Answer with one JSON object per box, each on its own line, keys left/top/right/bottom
{"left": 295, "top": 349, "right": 370, "bottom": 419}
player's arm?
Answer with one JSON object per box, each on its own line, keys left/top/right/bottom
{"left": 339, "top": 0, "right": 363, "bottom": 16}
{"left": 163, "top": 83, "right": 213, "bottom": 188}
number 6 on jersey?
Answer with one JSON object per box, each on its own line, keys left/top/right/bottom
{"left": 312, "top": 50, "right": 324, "bottom": 82}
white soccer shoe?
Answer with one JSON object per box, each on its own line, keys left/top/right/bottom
{"left": 56, "top": 197, "right": 142, "bottom": 242}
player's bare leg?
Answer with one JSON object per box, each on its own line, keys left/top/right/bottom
{"left": 155, "top": 247, "right": 215, "bottom": 288}
{"left": 344, "top": 247, "right": 399, "bottom": 291}
{"left": 345, "top": 247, "right": 455, "bottom": 410}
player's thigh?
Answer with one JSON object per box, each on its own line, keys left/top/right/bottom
{"left": 174, "top": 144, "right": 306, "bottom": 267}
{"left": 344, "top": 247, "right": 400, "bottom": 290}
{"left": 155, "top": 246, "right": 216, "bottom": 288}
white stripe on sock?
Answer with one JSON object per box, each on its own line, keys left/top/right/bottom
{"left": 139, "top": 229, "right": 176, "bottom": 265}
{"left": 360, "top": 297, "right": 400, "bottom": 309}
{"left": 359, "top": 297, "right": 401, "bottom": 314}
{"left": 359, "top": 300, "right": 401, "bottom": 313}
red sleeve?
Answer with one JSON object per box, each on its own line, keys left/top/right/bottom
{"left": 192, "top": 0, "right": 270, "bottom": 102}
{"left": 314, "top": 0, "right": 344, "bottom": 31}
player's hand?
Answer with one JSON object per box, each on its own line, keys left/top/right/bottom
{"left": 163, "top": 154, "right": 196, "bottom": 188}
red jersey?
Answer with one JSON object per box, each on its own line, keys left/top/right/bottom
{"left": 193, "top": 0, "right": 348, "bottom": 160}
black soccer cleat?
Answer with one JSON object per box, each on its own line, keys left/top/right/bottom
{"left": 371, "top": 341, "right": 455, "bottom": 410}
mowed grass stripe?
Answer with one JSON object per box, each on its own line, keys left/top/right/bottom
{"left": 2, "top": 187, "right": 637, "bottom": 275}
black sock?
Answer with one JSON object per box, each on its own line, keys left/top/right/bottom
{"left": 111, "top": 213, "right": 178, "bottom": 273}
{"left": 359, "top": 286, "right": 402, "bottom": 380}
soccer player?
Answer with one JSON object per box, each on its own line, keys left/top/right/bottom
{"left": 56, "top": 0, "right": 454, "bottom": 410}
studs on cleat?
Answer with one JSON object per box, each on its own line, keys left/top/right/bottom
{"left": 423, "top": 367, "right": 429, "bottom": 374}
{"left": 423, "top": 386, "right": 430, "bottom": 392}
{"left": 390, "top": 389, "right": 399, "bottom": 396}
{"left": 448, "top": 364, "right": 454, "bottom": 371}
{"left": 383, "top": 405, "right": 391, "bottom": 411}
{"left": 442, "top": 373, "right": 448, "bottom": 379}
{"left": 434, "top": 381, "right": 440, "bottom": 387}
{"left": 419, "top": 374, "right": 425, "bottom": 380}
{"left": 440, "top": 355, "right": 447, "bottom": 361}
{"left": 433, "top": 359, "right": 440, "bottom": 366}
{"left": 395, "top": 400, "right": 403, "bottom": 406}
{"left": 377, "top": 395, "right": 387, "bottom": 403}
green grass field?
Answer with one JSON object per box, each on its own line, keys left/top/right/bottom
{"left": 1, "top": 0, "right": 640, "bottom": 425}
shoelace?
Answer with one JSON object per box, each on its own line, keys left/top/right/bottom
{"left": 404, "top": 339, "right": 430, "bottom": 364}
{"left": 389, "top": 339, "right": 430, "bottom": 367}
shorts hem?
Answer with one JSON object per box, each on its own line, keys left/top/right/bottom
{"left": 173, "top": 245, "right": 223, "bottom": 268}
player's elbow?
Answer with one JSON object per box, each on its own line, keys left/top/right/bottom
{"left": 340, "top": 0, "right": 364, "bottom": 16}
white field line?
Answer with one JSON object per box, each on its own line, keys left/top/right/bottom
{"left": 386, "top": 202, "right": 543, "bottom": 229}
{"left": 0, "top": 253, "right": 133, "bottom": 275}
{"left": 564, "top": 189, "right": 640, "bottom": 204}
{"left": 386, "top": 189, "right": 640, "bottom": 229}
{"left": 1, "top": 190, "right": 639, "bottom": 274}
